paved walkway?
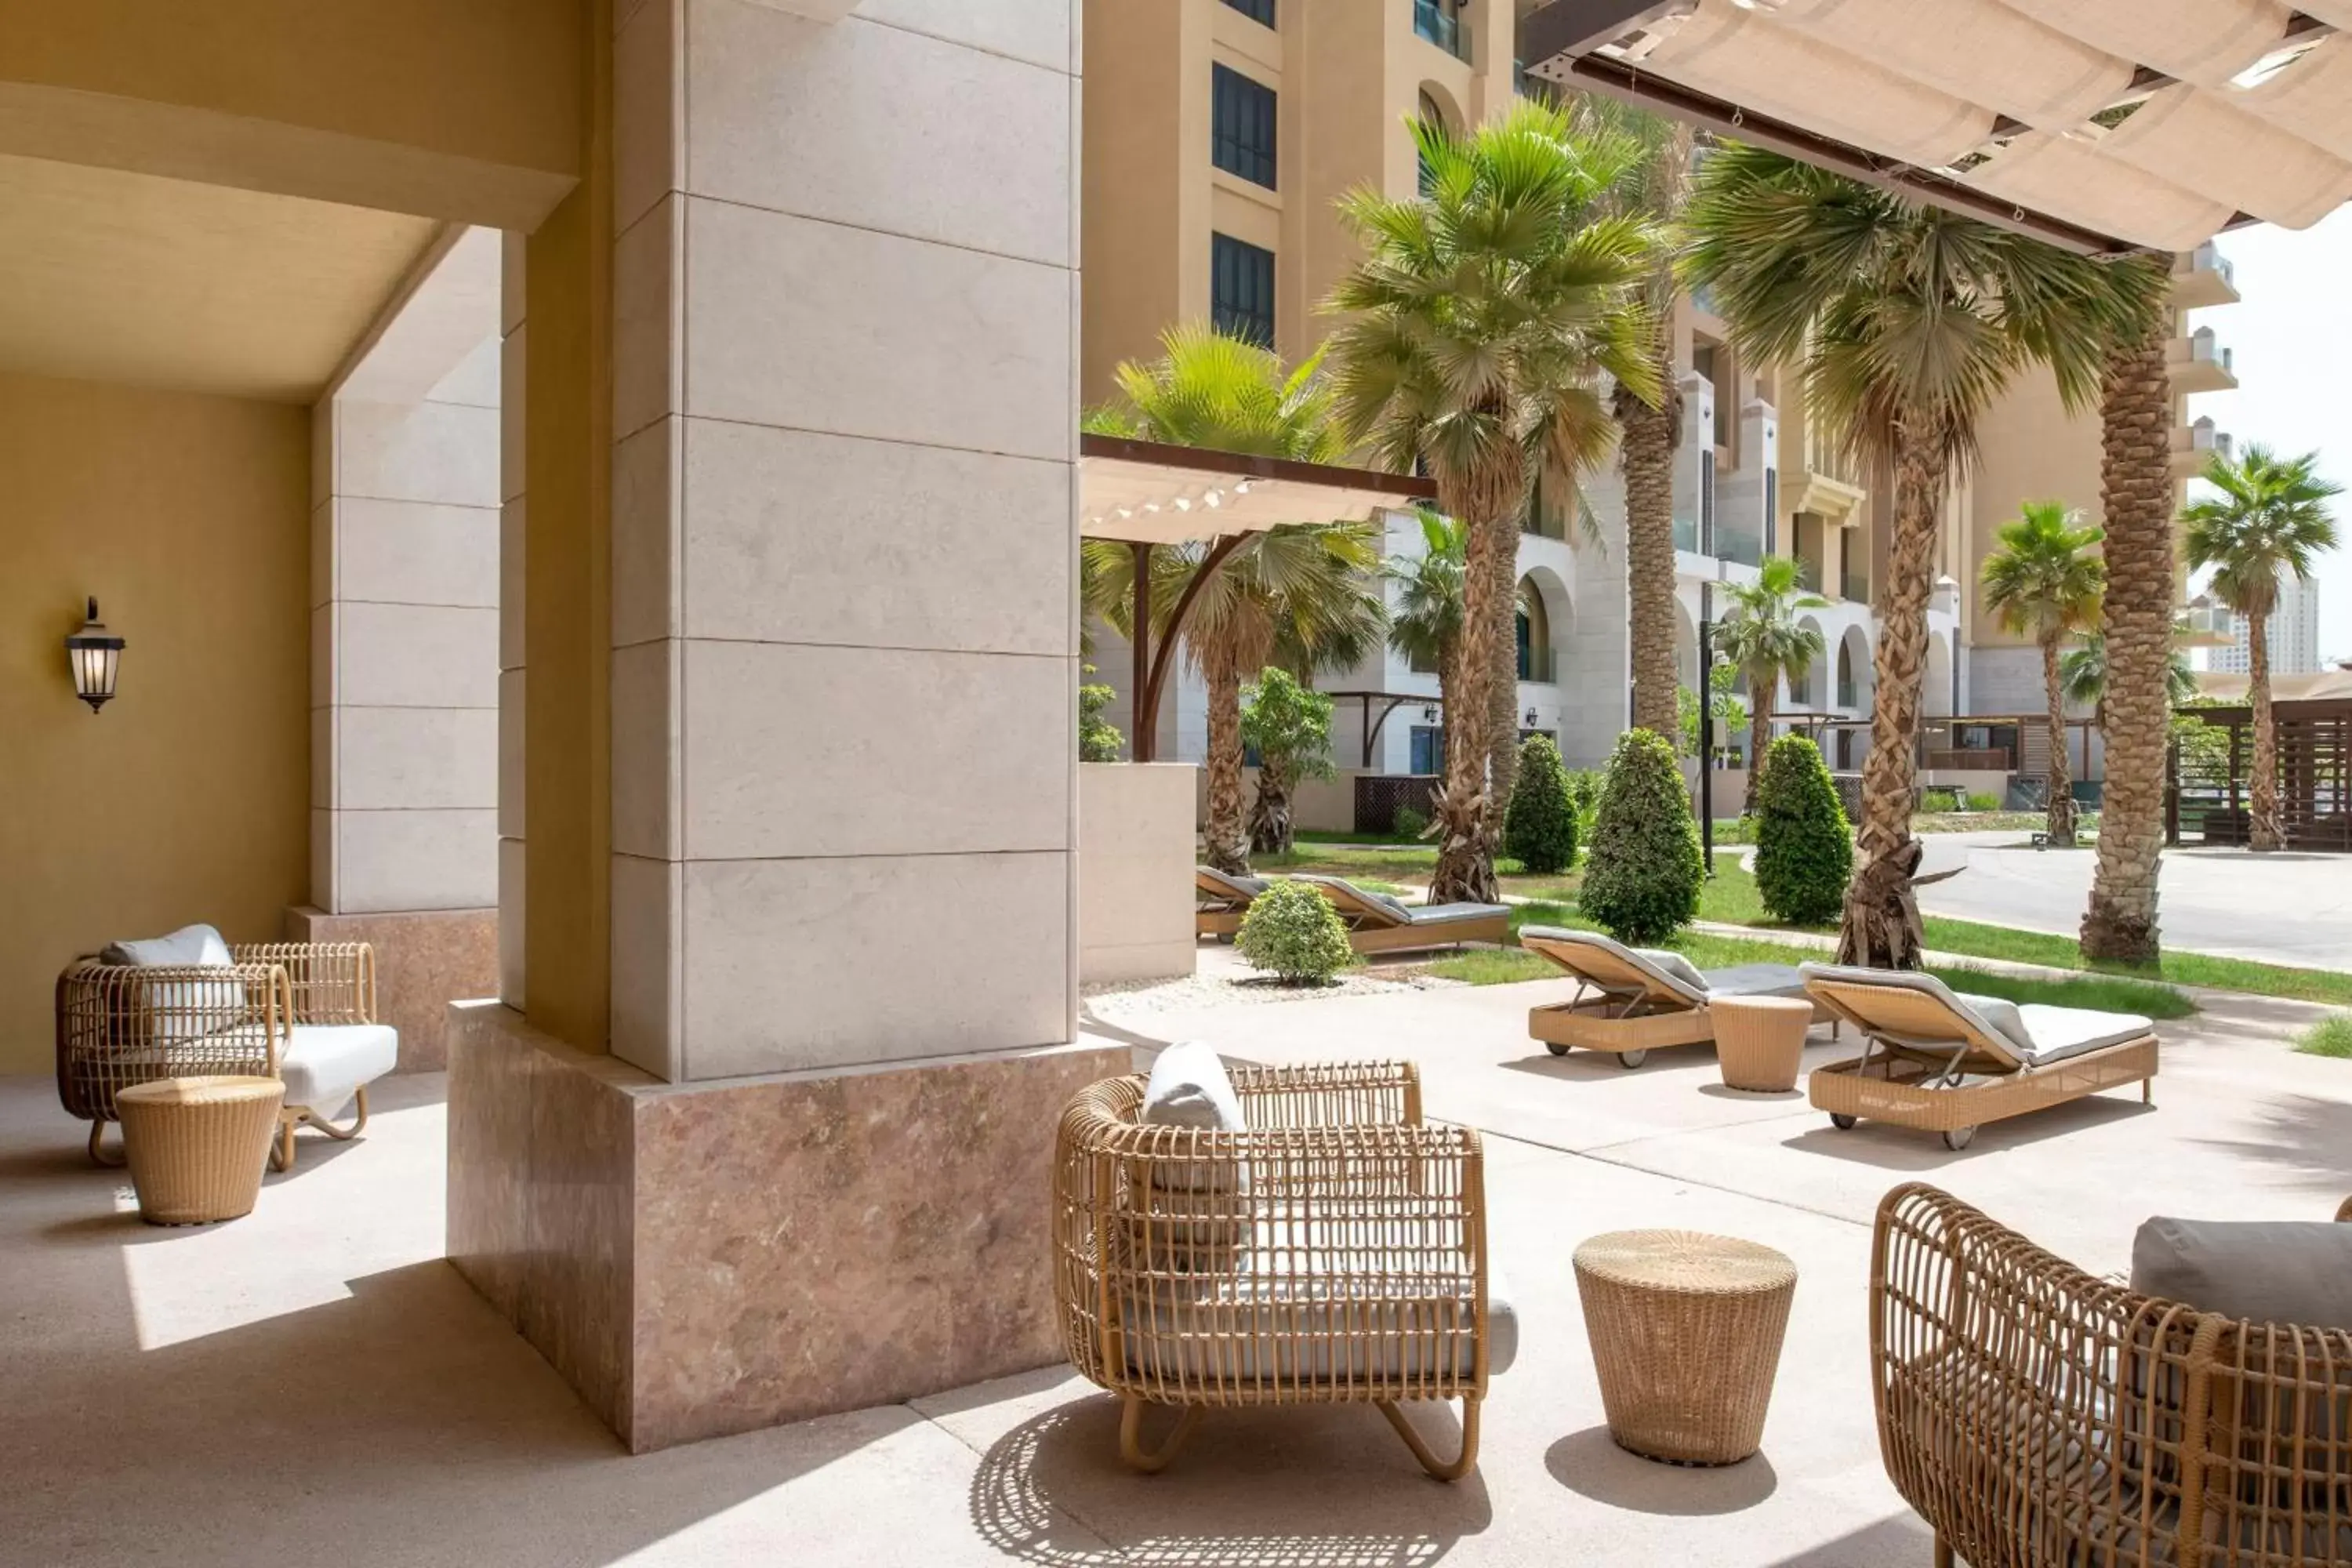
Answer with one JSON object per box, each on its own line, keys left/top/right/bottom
{"left": 1912, "top": 829, "right": 2352, "bottom": 969}
{"left": 6, "top": 967, "right": 2346, "bottom": 1566}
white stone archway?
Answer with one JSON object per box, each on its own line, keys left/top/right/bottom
{"left": 1924, "top": 632, "right": 1956, "bottom": 719}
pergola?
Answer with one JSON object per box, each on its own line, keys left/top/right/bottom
{"left": 1521, "top": 0, "right": 2352, "bottom": 255}
{"left": 2176, "top": 670, "right": 2352, "bottom": 849}
{"left": 1078, "top": 432, "right": 1435, "bottom": 762}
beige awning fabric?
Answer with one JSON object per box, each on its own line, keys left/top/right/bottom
{"left": 1078, "top": 434, "right": 1434, "bottom": 546}
{"left": 2194, "top": 669, "right": 2352, "bottom": 704}
{"left": 1525, "top": 0, "right": 2352, "bottom": 252}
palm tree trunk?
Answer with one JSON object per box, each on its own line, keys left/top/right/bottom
{"left": 2082, "top": 328, "right": 2172, "bottom": 963}
{"left": 2248, "top": 609, "right": 2281, "bottom": 851}
{"left": 1202, "top": 651, "right": 1249, "bottom": 874}
{"left": 1432, "top": 516, "right": 1505, "bottom": 904}
{"left": 1485, "top": 519, "right": 1522, "bottom": 816}
{"left": 2042, "top": 635, "right": 2075, "bottom": 846}
{"left": 1748, "top": 669, "right": 1773, "bottom": 783}
{"left": 1838, "top": 424, "right": 1942, "bottom": 968}
{"left": 1620, "top": 370, "right": 1682, "bottom": 740}
{"left": 1248, "top": 760, "right": 1293, "bottom": 855}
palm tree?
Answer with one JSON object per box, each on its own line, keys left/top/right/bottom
{"left": 1682, "top": 144, "right": 2166, "bottom": 967}
{"left": 1323, "top": 100, "right": 1660, "bottom": 902}
{"left": 1384, "top": 507, "right": 1468, "bottom": 779}
{"left": 1086, "top": 524, "right": 1383, "bottom": 873}
{"left": 2059, "top": 631, "right": 2197, "bottom": 733}
{"left": 1980, "top": 503, "right": 2106, "bottom": 846}
{"left": 1715, "top": 556, "right": 1828, "bottom": 778}
{"left": 2181, "top": 445, "right": 2343, "bottom": 852}
{"left": 1251, "top": 540, "right": 1388, "bottom": 853}
{"left": 1080, "top": 323, "right": 1369, "bottom": 873}
{"left": 1567, "top": 91, "right": 1692, "bottom": 742}
{"left": 2080, "top": 286, "right": 2180, "bottom": 964}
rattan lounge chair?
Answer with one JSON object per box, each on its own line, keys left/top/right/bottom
{"left": 1520, "top": 926, "right": 1829, "bottom": 1068}
{"left": 1194, "top": 866, "right": 1269, "bottom": 938}
{"left": 1294, "top": 874, "right": 1510, "bottom": 955}
{"left": 1801, "top": 962, "right": 2158, "bottom": 1152}
{"left": 57, "top": 927, "right": 395, "bottom": 1171}
{"left": 1873, "top": 1184, "right": 2352, "bottom": 1566}
{"left": 1054, "top": 1047, "right": 1513, "bottom": 1480}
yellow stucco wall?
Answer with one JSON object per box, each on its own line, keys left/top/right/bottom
{"left": 0, "top": 372, "right": 310, "bottom": 1073}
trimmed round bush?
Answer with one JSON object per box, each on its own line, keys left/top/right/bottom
{"left": 1579, "top": 729, "right": 1704, "bottom": 946}
{"left": 1752, "top": 734, "right": 1853, "bottom": 926}
{"left": 1503, "top": 733, "right": 1578, "bottom": 875}
{"left": 1236, "top": 879, "right": 1356, "bottom": 985}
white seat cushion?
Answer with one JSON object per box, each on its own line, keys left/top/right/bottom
{"left": 2014, "top": 1003, "right": 2154, "bottom": 1064}
{"left": 281, "top": 1023, "right": 397, "bottom": 1117}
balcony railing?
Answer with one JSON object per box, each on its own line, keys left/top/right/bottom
{"left": 1519, "top": 645, "right": 1557, "bottom": 684}
{"left": 1673, "top": 514, "right": 1698, "bottom": 554}
{"left": 1414, "top": 0, "right": 1470, "bottom": 61}
{"left": 1714, "top": 519, "right": 1765, "bottom": 568}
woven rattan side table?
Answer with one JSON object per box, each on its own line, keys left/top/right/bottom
{"left": 1711, "top": 995, "right": 1815, "bottom": 1093}
{"left": 1573, "top": 1229, "right": 1797, "bottom": 1466}
{"left": 116, "top": 1076, "right": 284, "bottom": 1225}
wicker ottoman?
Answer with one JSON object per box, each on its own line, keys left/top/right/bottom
{"left": 1573, "top": 1229, "right": 1797, "bottom": 1466}
{"left": 116, "top": 1076, "right": 285, "bottom": 1225}
{"left": 1712, "top": 995, "right": 1815, "bottom": 1093}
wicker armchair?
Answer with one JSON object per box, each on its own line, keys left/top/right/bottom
{"left": 1873, "top": 1184, "right": 2352, "bottom": 1566}
{"left": 1053, "top": 1060, "right": 1499, "bottom": 1480}
{"left": 58, "top": 942, "right": 381, "bottom": 1170}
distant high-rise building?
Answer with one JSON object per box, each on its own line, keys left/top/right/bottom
{"left": 2205, "top": 569, "right": 2325, "bottom": 676}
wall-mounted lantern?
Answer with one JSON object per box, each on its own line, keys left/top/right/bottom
{"left": 65, "top": 598, "right": 125, "bottom": 713}
{"left": 1523, "top": 706, "right": 1539, "bottom": 728}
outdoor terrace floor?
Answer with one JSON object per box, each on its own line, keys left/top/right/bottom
{"left": 2, "top": 964, "right": 2347, "bottom": 1566}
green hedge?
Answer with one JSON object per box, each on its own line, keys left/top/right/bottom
{"left": 1752, "top": 734, "right": 1853, "bottom": 926}
{"left": 1502, "top": 733, "right": 1578, "bottom": 874}
{"left": 1236, "top": 880, "right": 1356, "bottom": 985}
{"left": 1580, "top": 729, "right": 1704, "bottom": 946}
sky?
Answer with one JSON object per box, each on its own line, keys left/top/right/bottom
{"left": 2188, "top": 204, "right": 2352, "bottom": 663}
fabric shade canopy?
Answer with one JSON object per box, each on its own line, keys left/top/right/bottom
{"left": 1523, "top": 0, "right": 2352, "bottom": 253}
{"left": 1079, "top": 433, "right": 1433, "bottom": 546}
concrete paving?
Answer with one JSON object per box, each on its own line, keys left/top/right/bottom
{"left": 2, "top": 972, "right": 2345, "bottom": 1566}
{"left": 1911, "top": 829, "right": 2352, "bottom": 969}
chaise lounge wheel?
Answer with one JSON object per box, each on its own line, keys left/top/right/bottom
{"left": 1545, "top": 1042, "right": 1570, "bottom": 1058}
{"left": 1942, "top": 1126, "right": 1976, "bottom": 1152}
{"left": 1617, "top": 1050, "right": 1648, "bottom": 1069}
{"left": 1829, "top": 1113, "right": 1857, "bottom": 1131}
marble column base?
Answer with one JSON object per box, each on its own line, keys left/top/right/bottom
{"left": 445, "top": 1000, "right": 1129, "bottom": 1453}
{"left": 285, "top": 906, "right": 498, "bottom": 1073}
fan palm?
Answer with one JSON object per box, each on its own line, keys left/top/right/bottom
{"left": 1716, "top": 555, "right": 1829, "bottom": 779}
{"left": 1251, "top": 544, "right": 1388, "bottom": 854}
{"left": 1681, "top": 143, "right": 2166, "bottom": 966}
{"left": 1323, "top": 99, "right": 1661, "bottom": 902}
{"left": 2181, "top": 445, "right": 2343, "bottom": 852}
{"left": 2058, "top": 631, "right": 2197, "bottom": 728}
{"left": 1080, "top": 324, "right": 1373, "bottom": 872}
{"left": 1566, "top": 90, "right": 1692, "bottom": 741}
{"left": 2079, "top": 281, "right": 2180, "bottom": 964}
{"left": 1980, "top": 503, "right": 2106, "bottom": 846}
{"left": 1384, "top": 507, "right": 1469, "bottom": 778}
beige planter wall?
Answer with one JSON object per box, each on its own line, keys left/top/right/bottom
{"left": 1080, "top": 764, "right": 1198, "bottom": 985}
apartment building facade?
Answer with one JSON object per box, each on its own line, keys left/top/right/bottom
{"left": 1081, "top": 0, "right": 2221, "bottom": 804}
{"left": 2205, "top": 568, "right": 2325, "bottom": 677}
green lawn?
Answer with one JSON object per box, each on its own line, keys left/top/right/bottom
{"left": 1272, "top": 837, "right": 2348, "bottom": 1009}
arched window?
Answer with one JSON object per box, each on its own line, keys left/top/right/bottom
{"left": 1417, "top": 90, "right": 1446, "bottom": 197}
{"left": 1516, "top": 579, "right": 1552, "bottom": 682}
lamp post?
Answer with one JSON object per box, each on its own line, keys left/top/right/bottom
{"left": 1697, "top": 583, "right": 1715, "bottom": 877}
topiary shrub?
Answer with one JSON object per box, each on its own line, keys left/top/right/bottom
{"left": 1236, "top": 879, "right": 1356, "bottom": 985}
{"left": 1580, "top": 729, "right": 1704, "bottom": 946}
{"left": 1502, "top": 733, "right": 1578, "bottom": 874}
{"left": 1752, "top": 734, "right": 1853, "bottom": 926}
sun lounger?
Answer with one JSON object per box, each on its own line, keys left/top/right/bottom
{"left": 1293, "top": 875, "right": 1510, "bottom": 956}
{"left": 1520, "top": 926, "right": 1828, "bottom": 1068}
{"left": 1798, "top": 962, "right": 2158, "bottom": 1152}
{"left": 1195, "top": 867, "right": 1269, "bottom": 938}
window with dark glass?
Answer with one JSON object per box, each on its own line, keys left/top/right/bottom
{"left": 1210, "top": 233, "right": 1275, "bottom": 347}
{"left": 1212, "top": 64, "right": 1276, "bottom": 190}
{"left": 1220, "top": 0, "right": 1276, "bottom": 27}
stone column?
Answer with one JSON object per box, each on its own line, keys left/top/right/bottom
{"left": 448, "top": 0, "right": 1123, "bottom": 1453}
{"left": 300, "top": 228, "right": 503, "bottom": 1070}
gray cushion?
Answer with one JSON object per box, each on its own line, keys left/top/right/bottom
{"left": 1634, "top": 948, "right": 1711, "bottom": 995}
{"left": 102, "top": 923, "right": 225, "bottom": 967}
{"left": 281, "top": 1023, "right": 397, "bottom": 1119}
{"left": 1376, "top": 891, "right": 1414, "bottom": 920}
{"left": 1801, "top": 962, "right": 2151, "bottom": 1068}
{"left": 2132, "top": 1218, "right": 2352, "bottom": 1330}
{"left": 100, "top": 924, "right": 245, "bottom": 1045}
{"left": 1951, "top": 991, "right": 2034, "bottom": 1058}
{"left": 1696, "top": 963, "right": 1809, "bottom": 1000}
{"left": 1408, "top": 902, "right": 1509, "bottom": 926}
{"left": 1142, "top": 1040, "right": 1244, "bottom": 1133}
{"left": 1196, "top": 867, "right": 1267, "bottom": 901}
